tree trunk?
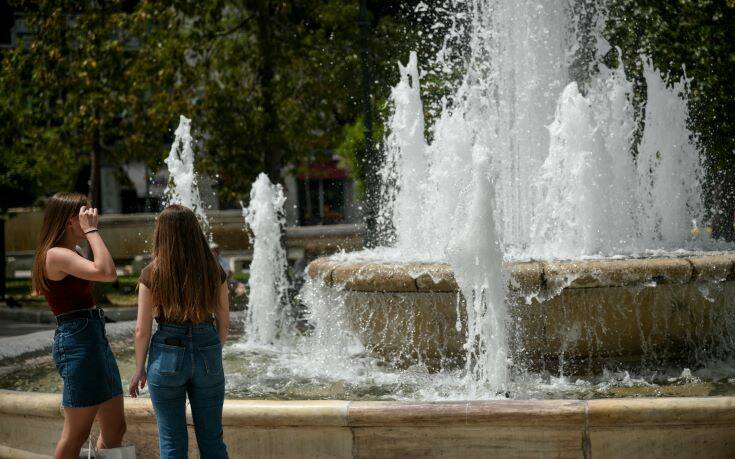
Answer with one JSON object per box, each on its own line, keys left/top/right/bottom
{"left": 358, "top": 0, "right": 380, "bottom": 247}
{"left": 88, "top": 135, "right": 102, "bottom": 212}
{"left": 0, "top": 216, "right": 5, "bottom": 301}
{"left": 256, "top": 0, "right": 282, "bottom": 185}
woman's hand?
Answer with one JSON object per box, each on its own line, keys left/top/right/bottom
{"left": 129, "top": 369, "right": 147, "bottom": 398}
{"left": 79, "top": 206, "right": 99, "bottom": 235}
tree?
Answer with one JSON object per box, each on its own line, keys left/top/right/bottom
{"left": 0, "top": 1, "right": 191, "bottom": 210}
{"left": 161, "top": 0, "right": 423, "bottom": 203}
{"left": 0, "top": 0, "right": 425, "bottom": 212}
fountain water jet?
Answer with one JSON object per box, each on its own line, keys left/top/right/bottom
{"left": 242, "top": 173, "right": 291, "bottom": 345}
{"left": 163, "top": 115, "right": 211, "bottom": 236}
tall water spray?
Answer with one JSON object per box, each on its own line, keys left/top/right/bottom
{"left": 163, "top": 115, "right": 211, "bottom": 235}
{"left": 380, "top": 1, "right": 706, "bottom": 261}
{"left": 376, "top": 0, "right": 709, "bottom": 393}
{"left": 242, "top": 173, "right": 291, "bottom": 345}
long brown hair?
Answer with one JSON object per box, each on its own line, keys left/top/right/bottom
{"left": 31, "top": 192, "right": 88, "bottom": 295}
{"left": 149, "top": 205, "right": 220, "bottom": 323}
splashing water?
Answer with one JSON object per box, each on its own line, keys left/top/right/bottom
{"left": 367, "top": 0, "right": 715, "bottom": 394}
{"left": 242, "top": 173, "right": 291, "bottom": 346}
{"left": 447, "top": 149, "right": 508, "bottom": 396}
{"left": 379, "top": 1, "right": 710, "bottom": 262}
{"left": 163, "top": 115, "right": 210, "bottom": 235}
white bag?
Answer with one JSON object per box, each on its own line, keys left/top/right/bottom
{"left": 96, "top": 446, "right": 137, "bottom": 459}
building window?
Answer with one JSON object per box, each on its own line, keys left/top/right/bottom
{"left": 297, "top": 178, "right": 346, "bottom": 225}
{"left": 295, "top": 158, "right": 352, "bottom": 225}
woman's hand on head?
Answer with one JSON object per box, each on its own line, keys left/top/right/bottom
{"left": 78, "top": 206, "right": 99, "bottom": 235}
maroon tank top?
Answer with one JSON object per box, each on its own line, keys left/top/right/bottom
{"left": 44, "top": 275, "right": 96, "bottom": 316}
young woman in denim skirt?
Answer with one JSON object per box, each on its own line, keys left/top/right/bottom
{"left": 31, "top": 192, "right": 126, "bottom": 458}
{"left": 129, "top": 205, "right": 230, "bottom": 459}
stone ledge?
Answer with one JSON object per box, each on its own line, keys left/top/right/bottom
{"left": 348, "top": 400, "right": 586, "bottom": 427}
{"left": 332, "top": 262, "right": 418, "bottom": 292}
{"left": 0, "top": 391, "right": 62, "bottom": 418}
{"left": 4, "top": 391, "right": 733, "bottom": 429}
{"left": 688, "top": 254, "right": 735, "bottom": 282}
{"left": 307, "top": 252, "right": 735, "bottom": 293}
{"left": 221, "top": 400, "right": 349, "bottom": 426}
{"left": 587, "top": 397, "right": 735, "bottom": 427}
{"left": 544, "top": 257, "right": 693, "bottom": 290}
{"left": 2, "top": 391, "right": 735, "bottom": 458}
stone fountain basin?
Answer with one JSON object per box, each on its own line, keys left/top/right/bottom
{"left": 1, "top": 390, "right": 735, "bottom": 458}
{"left": 306, "top": 253, "right": 735, "bottom": 369}
{"left": 2, "top": 254, "right": 735, "bottom": 457}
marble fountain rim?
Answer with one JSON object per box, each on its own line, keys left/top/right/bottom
{"left": 1, "top": 389, "right": 735, "bottom": 427}
{"left": 2, "top": 389, "right": 735, "bottom": 458}
{"left": 306, "top": 252, "right": 735, "bottom": 293}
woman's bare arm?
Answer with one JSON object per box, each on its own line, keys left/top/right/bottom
{"left": 129, "top": 283, "right": 154, "bottom": 397}
{"left": 46, "top": 243, "right": 117, "bottom": 282}
{"left": 46, "top": 207, "right": 116, "bottom": 282}
{"left": 214, "top": 282, "right": 230, "bottom": 345}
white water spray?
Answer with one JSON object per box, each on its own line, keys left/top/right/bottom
{"left": 242, "top": 173, "right": 291, "bottom": 345}
{"left": 447, "top": 149, "right": 508, "bottom": 395}
{"left": 374, "top": 0, "right": 711, "bottom": 393}
{"left": 381, "top": 1, "right": 709, "bottom": 262}
{"left": 163, "top": 115, "right": 210, "bottom": 235}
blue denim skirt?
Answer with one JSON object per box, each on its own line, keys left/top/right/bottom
{"left": 52, "top": 313, "right": 123, "bottom": 408}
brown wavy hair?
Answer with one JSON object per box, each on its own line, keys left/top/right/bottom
{"left": 32, "top": 192, "right": 88, "bottom": 295}
{"left": 149, "top": 205, "right": 220, "bottom": 323}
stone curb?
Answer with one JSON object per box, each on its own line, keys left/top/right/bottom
{"left": 0, "top": 307, "right": 138, "bottom": 324}
{"left": 307, "top": 253, "right": 735, "bottom": 293}
{"left": 2, "top": 390, "right": 735, "bottom": 457}
{"left": 1, "top": 390, "right": 734, "bottom": 427}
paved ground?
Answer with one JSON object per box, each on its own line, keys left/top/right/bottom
{"left": 0, "top": 318, "right": 55, "bottom": 337}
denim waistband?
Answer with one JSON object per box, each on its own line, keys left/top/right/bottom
{"left": 55, "top": 307, "right": 104, "bottom": 325}
{"left": 156, "top": 322, "right": 216, "bottom": 334}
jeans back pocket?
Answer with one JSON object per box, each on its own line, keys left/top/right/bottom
{"left": 150, "top": 342, "right": 185, "bottom": 375}
{"left": 197, "top": 342, "right": 223, "bottom": 376}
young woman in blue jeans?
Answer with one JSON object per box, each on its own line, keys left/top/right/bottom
{"left": 129, "top": 205, "right": 230, "bottom": 458}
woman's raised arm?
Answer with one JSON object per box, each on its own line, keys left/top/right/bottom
{"left": 46, "top": 206, "right": 116, "bottom": 282}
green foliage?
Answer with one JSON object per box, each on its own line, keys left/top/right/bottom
{"left": 6, "top": 0, "right": 731, "bottom": 229}
{"left": 335, "top": 119, "right": 367, "bottom": 198}
{"left": 185, "top": 1, "right": 422, "bottom": 201}
{"left": 0, "top": 1, "right": 423, "bottom": 208}
{"left": 334, "top": 114, "right": 385, "bottom": 199}
{"left": 0, "top": 1, "right": 191, "bottom": 210}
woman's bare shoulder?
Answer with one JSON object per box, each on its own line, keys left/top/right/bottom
{"left": 45, "top": 247, "right": 80, "bottom": 279}
{"left": 46, "top": 246, "right": 80, "bottom": 260}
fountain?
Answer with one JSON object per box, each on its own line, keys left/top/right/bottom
{"left": 305, "top": 0, "right": 735, "bottom": 396}
{"left": 2, "top": 1, "right": 735, "bottom": 457}
{"left": 163, "top": 115, "right": 211, "bottom": 236}
{"left": 241, "top": 173, "right": 291, "bottom": 345}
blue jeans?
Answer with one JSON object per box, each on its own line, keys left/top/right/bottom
{"left": 52, "top": 312, "right": 123, "bottom": 407}
{"left": 147, "top": 323, "right": 228, "bottom": 459}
